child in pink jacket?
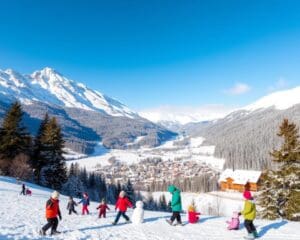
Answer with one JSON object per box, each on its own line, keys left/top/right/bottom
{"left": 226, "top": 211, "right": 240, "bottom": 230}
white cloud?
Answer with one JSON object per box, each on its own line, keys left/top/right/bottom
{"left": 224, "top": 82, "right": 251, "bottom": 95}
{"left": 268, "top": 77, "right": 289, "bottom": 92}
{"left": 139, "top": 104, "right": 237, "bottom": 125}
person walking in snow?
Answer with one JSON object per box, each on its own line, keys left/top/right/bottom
{"left": 112, "top": 191, "right": 133, "bottom": 225}
{"left": 20, "top": 183, "right": 26, "bottom": 195}
{"left": 239, "top": 191, "right": 258, "bottom": 239}
{"left": 40, "top": 191, "right": 62, "bottom": 236}
{"left": 96, "top": 199, "right": 110, "bottom": 218}
{"left": 67, "top": 196, "right": 78, "bottom": 215}
{"left": 167, "top": 185, "right": 183, "bottom": 226}
{"left": 78, "top": 192, "right": 90, "bottom": 215}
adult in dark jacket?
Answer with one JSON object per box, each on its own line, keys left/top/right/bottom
{"left": 67, "top": 196, "right": 78, "bottom": 215}
{"left": 20, "top": 183, "right": 26, "bottom": 195}
{"left": 40, "top": 191, "right": 62, "bottom": 236}
{"left": 167, "top": 185, "right": 183, "bottom": 226}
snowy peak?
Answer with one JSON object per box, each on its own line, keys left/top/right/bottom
{"left": 0, "top": 67, "right": 138, "bottom": 118}
{"left": 244, "top": 86, "right": 300, "bottom": 111}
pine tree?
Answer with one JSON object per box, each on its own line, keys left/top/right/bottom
{"left": 158, "top": 194, "right": 167, "bottom": 211}
{"left": 0, "top": 102, "right": 31, "bottom": 175}
{"left": 31, "top": 113, "right": 49, "bottom": 184}
{"left": 257, "top": 171, "right": 281, "bottom": 220}
{"left": 40, "top": 117, "right": 67, "bottom": 190}
{"left": 124, "top": 179, "right": 135, "bottom": 204}
{"left": 261, "top": 119, "right": 300, "bottom": 220}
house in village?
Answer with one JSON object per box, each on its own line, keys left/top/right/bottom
{"left": 219, "top": 169, "right": 262, "bottom": 192}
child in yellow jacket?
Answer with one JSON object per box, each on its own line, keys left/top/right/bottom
{"left": 240, "top": 191, "right": 258, "bottom": 239}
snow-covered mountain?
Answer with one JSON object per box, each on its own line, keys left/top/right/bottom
{"left": 139, "top": 105, "right": 235, "bottom": 127}
{"left": 244, "top": 86, "right": 300, "bottom": 111}
{"left": 0, "top": 67, "right": 176, "bottom": 153}
{"left": 140, "top": 86, "right": 300, "bottom": 129}
{"left": 0, "top": 67, "right": 137, "bottom": 118}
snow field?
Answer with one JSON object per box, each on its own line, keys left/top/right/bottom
{"left": 1, "top": 177, "right": 300, "bottom": 240}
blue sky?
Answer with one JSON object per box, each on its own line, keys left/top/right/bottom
{"left": 0, "top": 0, "right": 300, "bottom": 111}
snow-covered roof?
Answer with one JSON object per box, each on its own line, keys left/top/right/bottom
{"left": 219, "top": 169, "right": 262, "bottom": 185}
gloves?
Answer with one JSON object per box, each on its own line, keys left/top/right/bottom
{"left": 238, "top": 212, "right": 241, "bottom": 216}
{"left": 59, "top": 215, "right": 62, "bottom": 220}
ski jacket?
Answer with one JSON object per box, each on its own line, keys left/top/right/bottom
{"left": 168, "top": 185, "right": 182, "bottom": 212}
{"left": 46, "top": 198, "right": 61, "bottom": 219}
{"left": 241, "top": 199, "right": 256, "bottom": 220}
{"left": 227, "top": 217, "right": 240, "bottom": 230}
{"left": 67, "top": 200, "right": 77, "bottom": 210}
{"left": 188, "top": 211, "right": 200, "bottom": 223}
{"left": 97, "top": 204, "right": 110, "bottom": 212}
{"left": 115, "top": 197, "right": 132, "bottom": 212}
{"left": 79, "top": 197, "right": 90, "bottom": 206}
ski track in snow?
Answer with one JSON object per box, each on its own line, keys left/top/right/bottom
{"left": 0, "top": 177, "right": 299, "bottom": 240}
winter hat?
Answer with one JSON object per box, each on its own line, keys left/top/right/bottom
{"left": 135, "top": 201, "right": 144, "bottom": 209}
{"left": 243, "top": 191, "right": 252, "bottom": 200}
{"left": 52, "top": 191, "right": 60, "bottom": 200}
{"left": 119, "top": 191, "right": 126, "bottom": 198}
{"left": 188, "top": 205, "right": 196, "bottom": 212}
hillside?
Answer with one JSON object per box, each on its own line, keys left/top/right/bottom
{"left": 0, "top": 176, "right": 299, "bottom": 240}
{"left": 180, "top": 86, "right": 300, "bottom": 170}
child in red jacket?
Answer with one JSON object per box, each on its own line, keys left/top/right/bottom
{"left": 97, "top": 199, "right": 110, "bottom": 218}
{"left": 112, "top": 191, "right": 133, "bottom": 225}
{"left": 188, "top": 204, "right": 200, "bottom": 224}
{"left": 40, "top": 191, "right": 62, "bottom": 236}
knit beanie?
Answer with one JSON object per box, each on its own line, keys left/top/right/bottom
{"left": 243, "top": 191, "right": 252, "bottom": 200}
{"left": 52, "top": 191, "right": 60, "bottom": 200}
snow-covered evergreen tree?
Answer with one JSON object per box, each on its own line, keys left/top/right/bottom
{"left": 40, "top": 117, "right": 67, "bottom": 190}
{"left": 257, "top": 170, "right": 281, "bottom": 220}
{"left": 259, "top": 118, "right": 300, "bottom": 221}
{"left": 31, "top": 113, "right": 49, "bottom": 184}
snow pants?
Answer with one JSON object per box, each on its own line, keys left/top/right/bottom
{"left": 244, "top": 220, "right": 257, "bottom": 234}
{"left": 82, "top": 205, "right": 89, "bottom": 215}
{"left": 99, "top": 209, "right": 106, "bottom": 218}
{"left": 69, "top": 208, "right": 77, "bottom": 215}
{"left": 170, "top": 211, "right": 182, "bottom": 224}
{"left": 42, "top": 217, "right": 58, "bottom": 234}
{"left": 114, "top": 211, "right": 129, "bottom": 223}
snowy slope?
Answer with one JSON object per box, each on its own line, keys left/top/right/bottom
{"left": 0, "top": 67, "right": 137, "bottom": 118}
{"left": 244, "top": 86, "right": 300, "bottom": 111}
{"left": 0, "top": 176, "right": 300, "bottom": 240}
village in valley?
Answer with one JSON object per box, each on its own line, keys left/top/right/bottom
{"left": 93, "top": 156, "right": 219, "bottom": 191}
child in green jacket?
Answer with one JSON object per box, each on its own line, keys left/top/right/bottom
{"left": 166, "top": 185, "right": 183, "bottom": 226}
{"left": 240, "top": 191, "right": 258, "bottom": 239}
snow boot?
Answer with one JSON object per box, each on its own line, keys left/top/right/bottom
{"left": 244, "top": 233, "right": 255, "bottom": 240}
{"left": 39, "top": 229, "right": 46, "bottom": 236}
{"left": 51, "top": 230, "right": 61, "bottom": 235}
{"left": 112, "top": 221, "right": 117, "bottom": 225}
{"left": 253, "top": 231, "right": 259, "bottom": 238}
{"left": 166, "top": 219, "right": 174, "bottom": 226}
